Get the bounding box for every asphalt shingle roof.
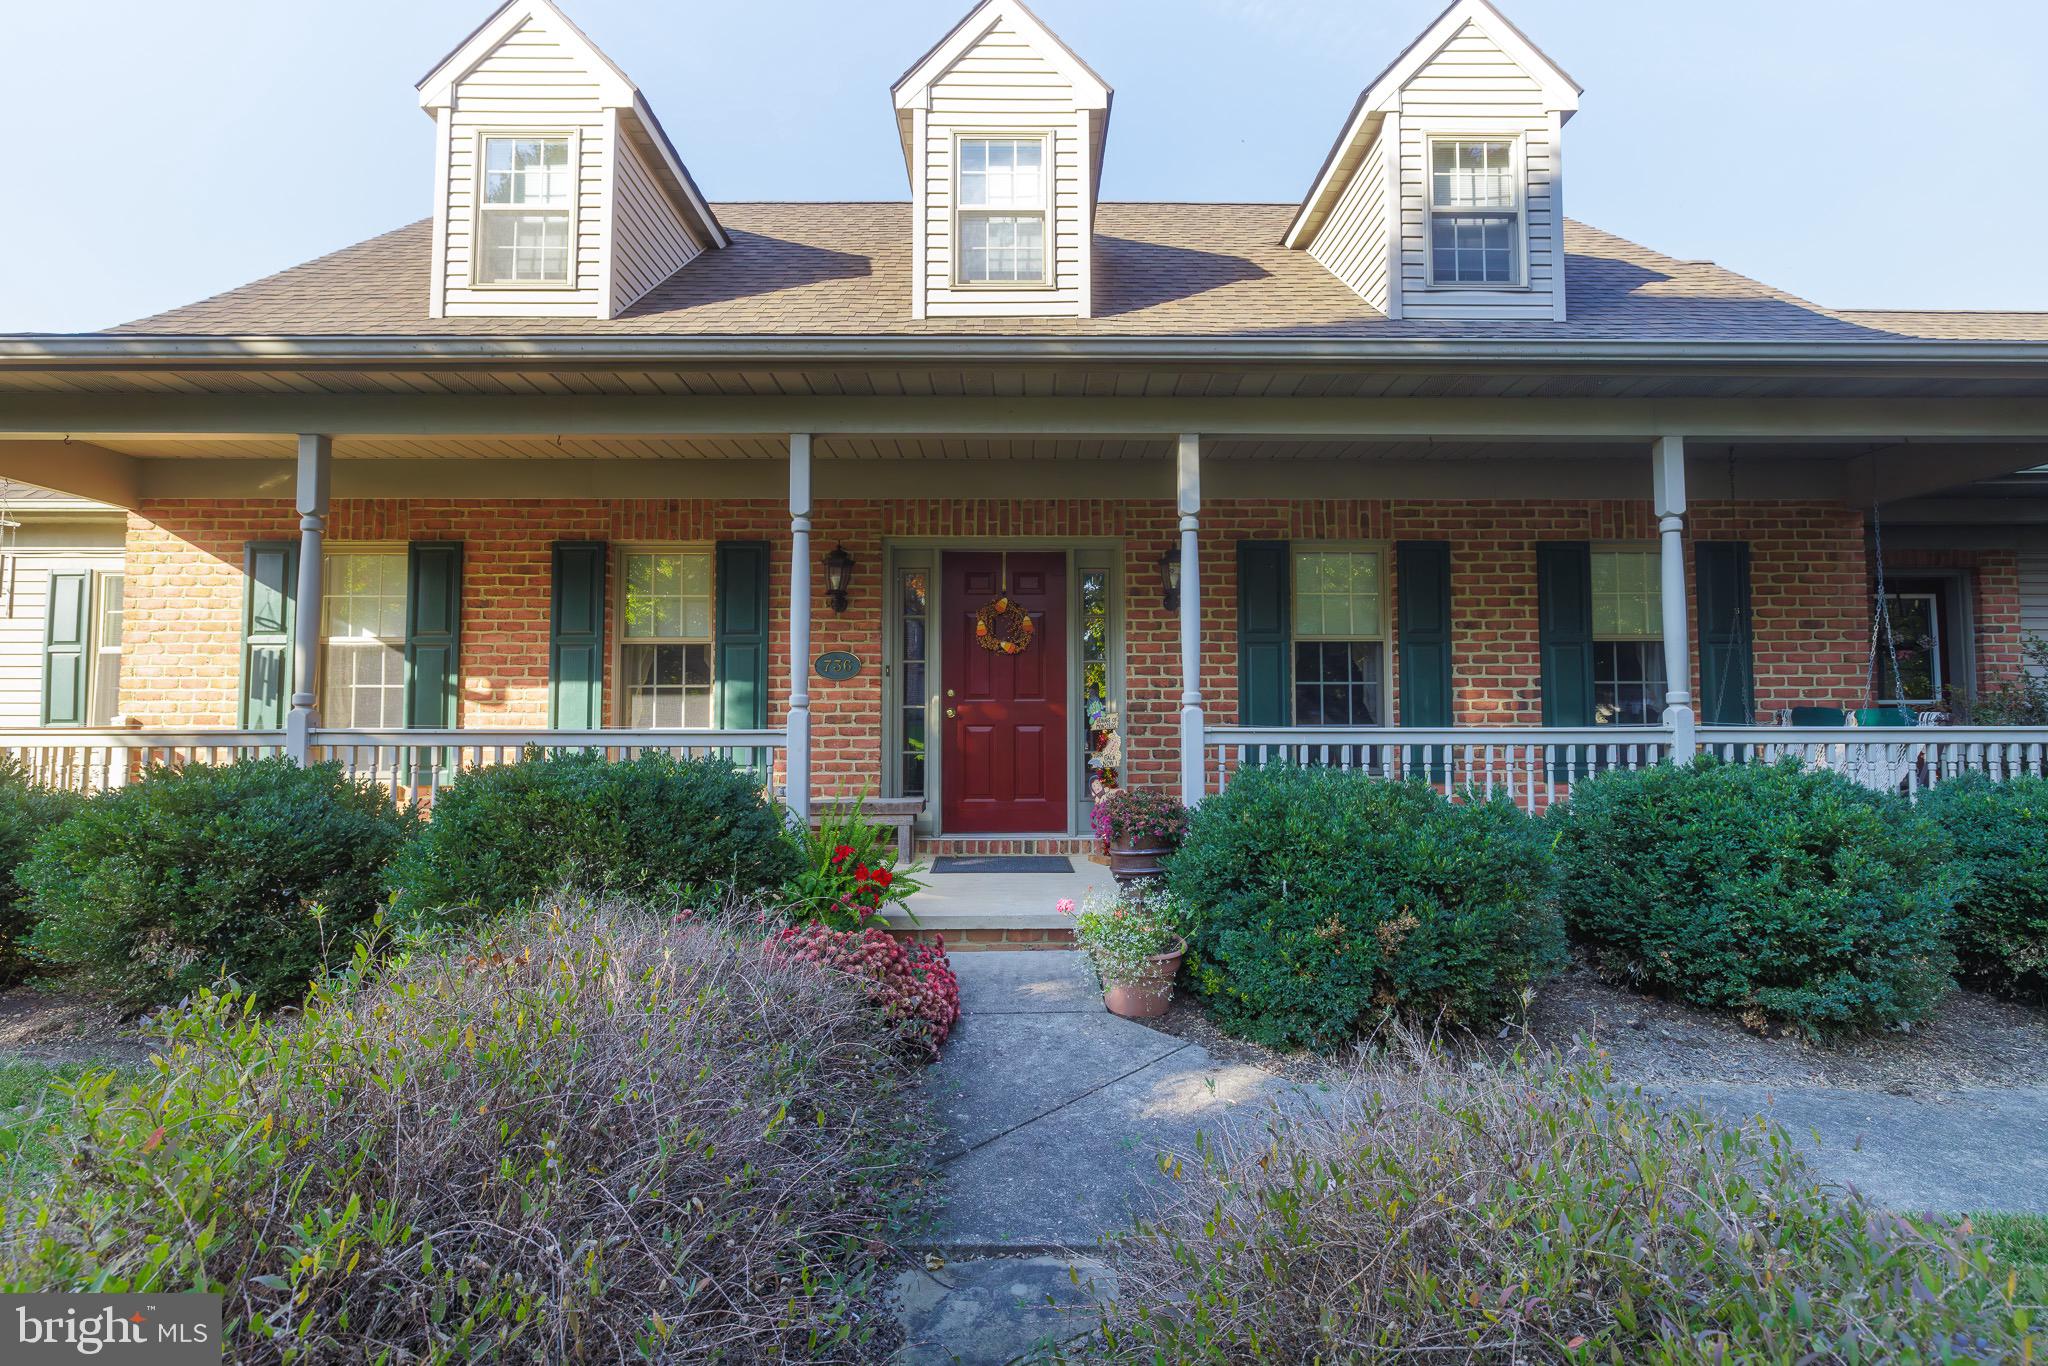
[109,203,2048,344]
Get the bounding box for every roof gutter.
[2,335,2047,374]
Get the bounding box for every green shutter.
[239,541,298,729]
[405,542,462,729]
[714,541,769,730]
[1537,542,1595,780]
[41,571,90,727]
[1236,541,1291,726]
[549,541,606,729]
[1397,541,1452,779]
[1697,541,1755,726]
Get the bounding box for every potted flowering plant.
[1090,786,1189,884]
[1057,885,1189,1020]
[782,800,926,930]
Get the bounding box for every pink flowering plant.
[762,923,961,1059]
[1058,885,1191,986]
[1090,786,1189,850]
[782,799,926,931]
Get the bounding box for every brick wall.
[125,495,1877,804]
[127,499,788,730]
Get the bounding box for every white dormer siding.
[894,0,1111,320]
[1287,0,1578,323]
[435,15,610,317]
[609,119,705,313]
[418,0,724,320]
[1307,125,1395,314]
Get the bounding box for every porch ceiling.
[9,432,2042,510]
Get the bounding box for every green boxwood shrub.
[388,750,798,919]
[1550,757,1959,1032]
[0,760,83,986]
[1166,766,1562,1048]
[1917,772,2048,1001]
[19,758,411,1008]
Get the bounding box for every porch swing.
[1781,498,1928,792]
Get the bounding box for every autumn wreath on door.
[975,594,1036,655]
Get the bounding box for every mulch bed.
[0,985,153,1068]
[1148,949,2048,1097]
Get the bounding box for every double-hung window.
[321,551,409,728]
[1291,548,1388,726]
[621,550,714,728]
[1591,548,1666,725]
[1428,138,1520,286]
[956,136,1046,285]
[89,572,123,726]
[476,135,574,285]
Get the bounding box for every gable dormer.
[1287,0,1578,322]
[892,0,1111,320]
[417,0,726,320]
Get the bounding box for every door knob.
[945,708,958,719]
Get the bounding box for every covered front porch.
[5,362,2048,836]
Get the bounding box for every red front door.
[941,551,1068,834]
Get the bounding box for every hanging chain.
[1866,500,1910,710]
[1709,450,1754,723]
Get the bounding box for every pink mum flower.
[1055,898,1077,917]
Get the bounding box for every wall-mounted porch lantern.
[1158,544,1181,612]
[823,544,856,614]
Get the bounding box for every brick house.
[4,0,2048,851]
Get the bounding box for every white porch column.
[1652,434,1696,762]
[786,434,813,822]
[1177,432,1204,805]
[284,433,330,764]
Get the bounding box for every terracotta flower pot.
[1101,938,1186,1020]
[1108,842,1171,885]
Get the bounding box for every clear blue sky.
[8,0,2045,332]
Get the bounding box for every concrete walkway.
[888,952,2048,1363]
[1679,1083,2048,1215]
[920,949,1304,1251]
[890,950,1307,1365]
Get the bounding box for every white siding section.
[1306,125,1392,313]
[609,134,703,312]
[2020,552,2048,675]
[920,17,1089,319]
[439,15,610,319]
[1394,21,1559,321]
[0,550,121,729]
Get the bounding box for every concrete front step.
[916,836,1103,857]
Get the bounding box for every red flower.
[873,867,894,888]
[831,844,854,865]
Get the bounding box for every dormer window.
[1427,138,1521,286]
[476,134,575,286]
[956,136,1046,286]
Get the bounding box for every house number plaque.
[813,651,864,681]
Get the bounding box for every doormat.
[929,856,1075,874]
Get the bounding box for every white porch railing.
[1205,722,2048,811]
[0,728,287,792]
[1695,725,2048,796]
[0,727,785,803]
[1204,725,1676,813]
[307,728,785,806]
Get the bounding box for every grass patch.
[0,1060,90,1185]
[1977,1213,2048,1269]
